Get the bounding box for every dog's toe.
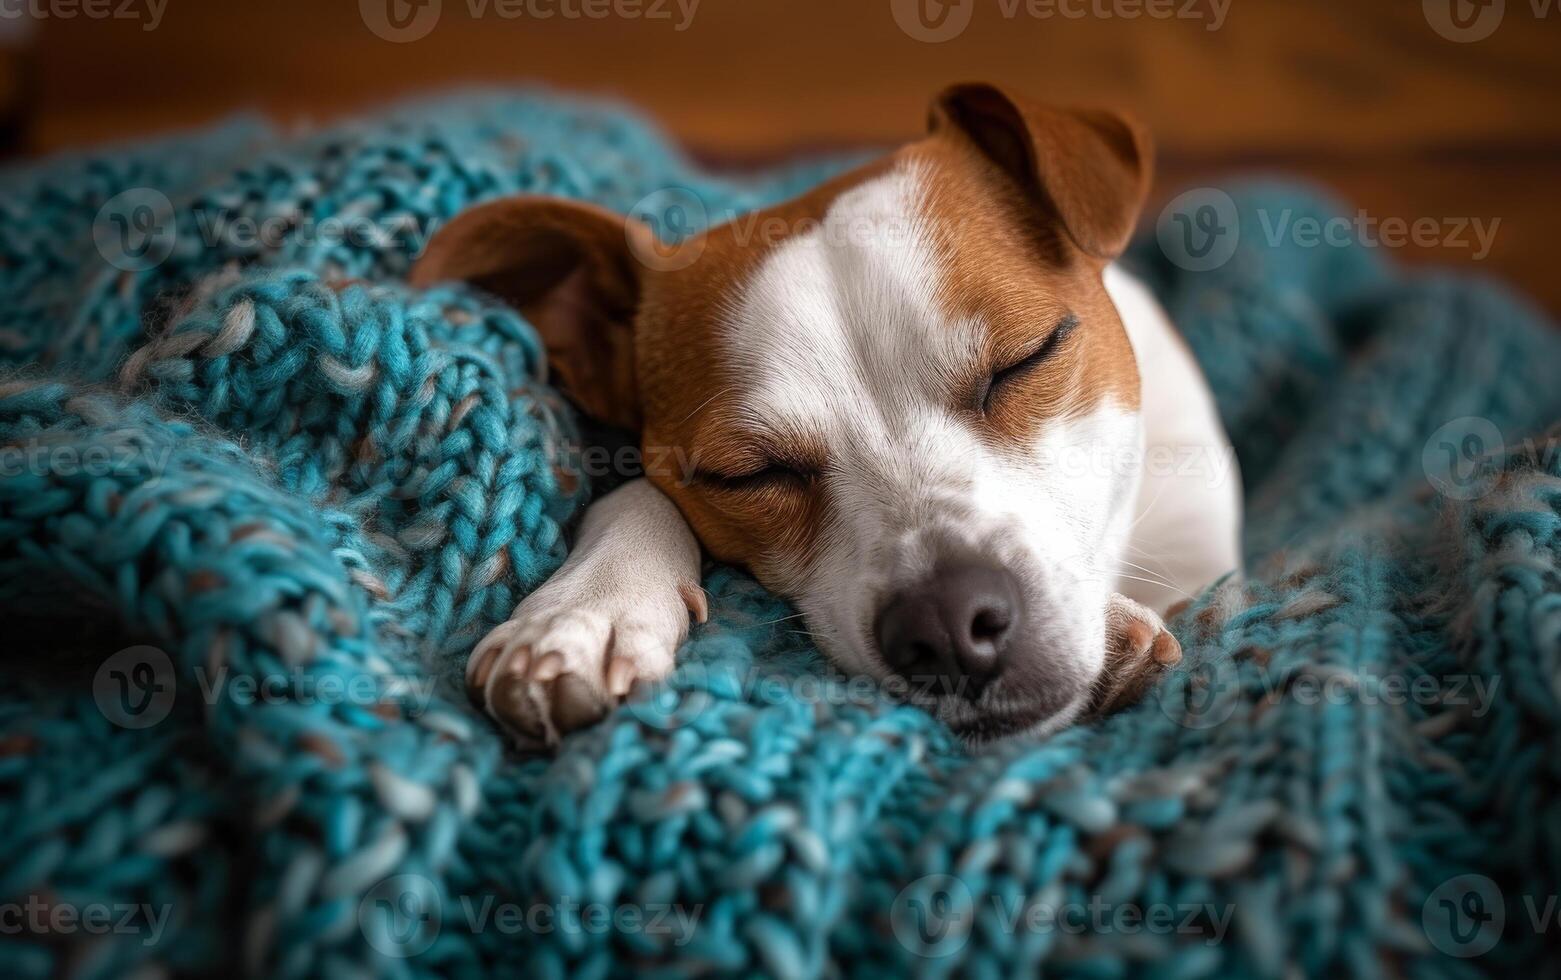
[550,672,612,732]
[1091,594,1182,716]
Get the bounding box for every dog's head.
[414,83,1152,739]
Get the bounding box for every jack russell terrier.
[411,83,1243,747]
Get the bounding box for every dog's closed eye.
[693,462,816,494]
[978,314,1081,414]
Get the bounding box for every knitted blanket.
[2,92,1559,980]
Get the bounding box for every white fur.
[1103,265,1243,611]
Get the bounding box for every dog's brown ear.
[411,196,650,430]
[929,82,1152,261]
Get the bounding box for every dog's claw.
[605,657,639,698]
[530,651,565,682]
[679,582,709,624]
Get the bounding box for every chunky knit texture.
[2,92,1559,979]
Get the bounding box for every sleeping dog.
[411,82,1242,747]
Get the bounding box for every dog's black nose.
[876,561,1022,698]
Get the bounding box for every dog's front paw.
[466,576,707,748]
[1089,593,1183,716]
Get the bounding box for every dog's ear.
[411,196,651,430]
[929,82,1152,261]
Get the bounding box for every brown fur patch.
[909,133,1142,455]
[634,159,896,587]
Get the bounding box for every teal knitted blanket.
[2,91,1559,979]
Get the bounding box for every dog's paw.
[1089,593,1182,716]
[466,575,707,748]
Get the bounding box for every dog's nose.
[875,561,1022,698]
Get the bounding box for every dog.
[410,82,1243,747]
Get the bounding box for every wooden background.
[4,0,1559,311]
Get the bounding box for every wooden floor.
[7,0,1561,313]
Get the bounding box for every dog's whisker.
[1112,572,1194,600]
[1121,544,1176,572]
[1115,558,1177,587]
[678,383,736,425]
[752,611,808,628]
